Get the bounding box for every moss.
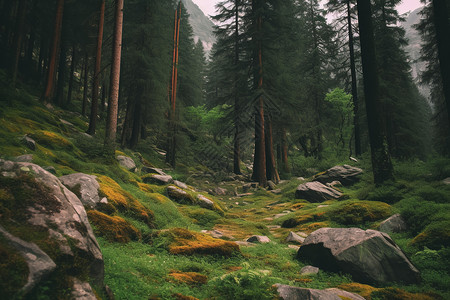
[87,210,141,243]
[161,228,240,257]
[371,288,439,300]
[282,214,316,228]
[329,200,391,225]
[137,182,154,194]
[337,283,378,299]
[97,175,154,226]
[0,237,29,298]
[30,130,73,150]
[172,293,200,300]
[168,271,208,285]
[410,221,450,250]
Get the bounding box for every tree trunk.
[104,0,124,152]
[347,0,361,156]
[356,0,394,184]
[55,34,67,106]
[66,44,76,105]
[42,0,64,103]
[11,0,27,87]
[281,127,290,174]
[432,0,450,134]
[265,114,280,183]
[82,51,89,117]
[233,0,241,175]
[129,94,142,149]
[87,0,105,135]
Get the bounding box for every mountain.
[181,0,216,54]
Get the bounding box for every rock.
[0,161,104,292]
[214,187,227,196]
[270,189,282,194]
[295,182,342,202]
[143,174,173,185]
[288,245,300,250]
[247,235,271,243]
[197,194,214,210]
[275,284,365,300]
[379,214,407,233]
[267,180,276,190]
[286,232,305,244]
[174,180,188,190]
[314,165,363,186]
[71,278,97,300]
[300,265,319,275]
[0,225,57,295]
[21,135,36,151]
[296,232,308,238]
[59,173,103,209]
[326,181,342,189]
[234,241,256,247]
[167,186,194,204]
[297,227,420,285]
[442,177,450,185]
[297,177,306,181]
[317,205,329,208]
[116,155,137,172]
[141,166,167,176]
[43,166,57,175]
[201,230,234,240]
[16,154,33,162]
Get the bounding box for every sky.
[191,0,424,20]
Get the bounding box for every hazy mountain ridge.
[181,0,216,54]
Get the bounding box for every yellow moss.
[97,176,154,226]
[163,228,240,257]
[410,223,450,250]
[172,293,199,300]
[87,210,141,243]
[137,182,154,194]
[168,271,208,285]
[330,200,392,225]
[115,150,126,157]
[294,278,313,283]
[299,222,330,232]
[337,283,378,299]
[31,130,72,149]
[0,116,42,133]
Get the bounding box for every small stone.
[174,180,188,190]
[21,135,36,151]
[270,189,282,194]
[197,194,214,210]
[247,235,271,243]
[143,174,173,185]
[234,241,255,247]
[286,232,305,244]
[288,245,300,250]
[442,178,450,185]
[267,180,276,190]
[317,205,329,208]
[300,265,319,275]
[116,155,137,172]
[214,187,227,196]
[141,166,167,176]
[16,154,33,162]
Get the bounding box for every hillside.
[181,0,216,53]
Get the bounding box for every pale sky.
[191,0,423,21]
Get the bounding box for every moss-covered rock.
[87,210,141,243]
[168,271,208,285]
[30,130,73,150]
[160,228,240,257]
[329,200,392,225]
[0,237,29,298]
[410,220,450,250]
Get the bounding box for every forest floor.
[1,76,449,299]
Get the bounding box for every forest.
[0,0,449,299]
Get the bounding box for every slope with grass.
[0,78,449,299]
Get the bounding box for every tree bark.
[104,0,124,152]
[356,0,394,184]
[87,0,105,135]
[66,44,76,105]
[347,0,361,156]
[432,0,450,134]
[233,0,241,175]
[265,114,280,183]
[82,51,89,117]
[55,33,67,106]
[281,127,290,174]
[42,0,64,103]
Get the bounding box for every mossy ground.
[1,83,449,299]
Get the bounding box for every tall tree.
[11,0,28,87]
[356,0,394,184]
[42,0,65,103]
[87,0,106,135]
[105,0,124,152]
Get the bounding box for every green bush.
[367,181,405,204]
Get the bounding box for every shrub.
[367,181,405,204]
[411,220,450,250]
[87,210,141,243]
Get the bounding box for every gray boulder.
[297,227,420,285]
[379,214,407,233]
[247,235,271,243]
[174,180,188,190]
[141,166,167,176]
[314,165,363,186]
[71,278,97,300]
[214,187,227,196]
[59,173,103,209]
[143,174,173,185]
[0,225,56,295]
[286,232,305,244]
[0,160,104,295]
[116,155,137,172]
[275,284,365,300]
[295,182,342,202]
[21,135,36,151]
[300,265,319,275]
[167,186,194,204]
[16,154,33,162]
[197,194,215,210]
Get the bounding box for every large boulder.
[116,155,137,172]
[196,194,214,210]
[275,284,365,300]
[295,182,342,202]
[59,173,104,208]
[379,214,407,233]
[0,160,104,297]
[314,165,363,186]
[141,166,167,176]
[167,186,194,204]
[297,228,420,285]
[143,174,173,185]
